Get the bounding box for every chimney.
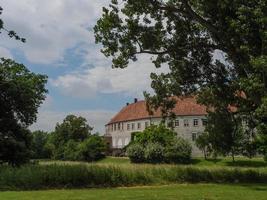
[134,98,138,103]
[126,102,129,106]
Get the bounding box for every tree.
[31,131,51,159]
[95,0,267,156]
[53,115,93,144]
[0,59,47,166]
[50,115,93,160]
[0,6,25,42]
[133,124,176,146]
[77,135,106,162]
[0,7,43,166]
[195,132,211,160]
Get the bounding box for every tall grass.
[0,164,267,190]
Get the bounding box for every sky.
[0,0,169,133]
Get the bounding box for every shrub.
[127,125,192,164]
[77,135,106,162]
[144,143,164,163]
[126,143,145,163]
[164,137,192,164]
[63,140,80,161]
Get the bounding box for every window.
[175,120,179,127]
[131,123,135,130]
[193,119,199,126]
[127,124,130,130]
[145,122,149,128]
[192,132,197,141]
[202,119,207,126]
[167,121,173,127]
[114,124,116,131]
[184,119,189,127]
[118,123,121,130]
[137,122,141,129]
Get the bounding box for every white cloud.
[0,0,109,64]
[51,55,170,98]
[31,94,115,133]
[0,47,13,59]
[30,109,116,134]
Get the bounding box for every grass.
[39,156,267,168]
[1,163,267,190]
[1,184,267,200]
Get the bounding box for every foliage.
[144,142,164,163]
[0,126,32,166]
[53,115,93,144]
[0,164,267,190]
[126,143,145,163]
[195,132,211,159]
[133,124,176,146]
[164,137,192,164]
[127,125,191,163]
[63,140,80,161]
[0,6,25,42]
[0,59,47,166]
[95,0,267,158]
[31,131,52,159]
[49,115,93,160]
[77,135,106,162]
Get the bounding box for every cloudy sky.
[0,0,168,133]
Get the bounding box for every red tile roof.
[107,97,207,125]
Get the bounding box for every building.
[105,97,207,156]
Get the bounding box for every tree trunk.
[231,151,235,162]
[204,149,207,160]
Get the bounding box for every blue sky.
[0,0,168,133]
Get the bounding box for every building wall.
[105,115,207,156]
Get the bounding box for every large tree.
[0,59,47,165]
[49,115,93,160]
[95,0,267,156]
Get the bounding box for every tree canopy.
[95,0,267,156]
[0,59,47,165]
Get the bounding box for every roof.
[107,97,207,125]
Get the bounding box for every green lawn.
[1,184,267,200]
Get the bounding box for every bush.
[164,137,192,164]
[63,140,80,161]
[126,143,145,163]
[77,135,106,162]
[127,125,192,164]
[144,143,164,163]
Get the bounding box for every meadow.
[1,184,267,200]
[0,157,267,191]
[40,156,267,168]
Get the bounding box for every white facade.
[105,115,207,156]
